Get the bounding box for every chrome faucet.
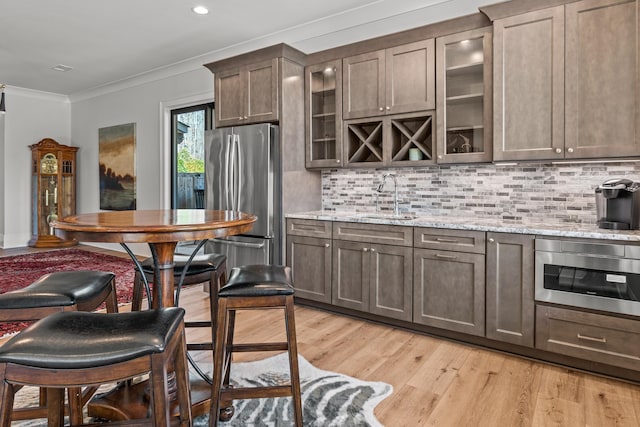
[376,173,399,216]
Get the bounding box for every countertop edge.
[285,211,640,242]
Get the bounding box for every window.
[170,103,214,208]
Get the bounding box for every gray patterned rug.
[10,354,392,426]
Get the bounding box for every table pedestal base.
[88,377,211,421]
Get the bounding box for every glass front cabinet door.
[436,27,493,164]
[305,60,343,168]
[29,138,78,248]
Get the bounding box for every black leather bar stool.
[0,308,191,426]
[132,253,227,353]
[209,264,303,427]
[0,270,118,423]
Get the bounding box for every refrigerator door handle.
[225,133,233,210]
[210,238,266,249]
[229,133,238,211]
[234,133,242,212]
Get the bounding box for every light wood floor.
[2,245,640,426]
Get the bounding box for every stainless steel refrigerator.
[204,123,282,269]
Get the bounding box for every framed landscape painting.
[99,123,137,210]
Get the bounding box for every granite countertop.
[286,210,640,242]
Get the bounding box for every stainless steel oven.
[535,238,640,316]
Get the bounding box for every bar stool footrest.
[184,321,213,328]
[230,342,289,352]
[186,343,214,351]
[221,385,293,401]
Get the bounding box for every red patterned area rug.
[0,248,136,338]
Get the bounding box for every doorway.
[170,103,214,209]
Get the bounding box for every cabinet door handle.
[386,106,390,110]
[435,237,459,243]
[363,248,369,252]
[370,248,376,252]
[435,253,457,259]
[555,148,562,154]
[488,238,495,243]
[336,159,341,163]
[577,333,607,344]
[379,107,384,112]
[567,147,574,153]
[325,243,330,248]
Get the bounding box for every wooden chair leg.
[285,296,303,427]
[46,388,64,427]
[105,278,119,314]
[149,352,171,425]
[131,272,144,312]
[174,329,192,426]
[222,309,236,388]
[67,387,84,424]
[209,297,229,427]
[0,365,14,427]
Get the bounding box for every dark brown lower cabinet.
[536,304,640,372]
[413,247,485,336]
[485,232,535,347]
[287,234,332,303]
[332,239,413,321]
[286,219,333,303]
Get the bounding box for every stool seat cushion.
[0,308,185,369]
[0,271,115,309]
[140,253,226,276]
[219,265,294,298]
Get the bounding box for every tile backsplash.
[321,161,640,224]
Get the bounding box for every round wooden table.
[52,209,256,421]
[53,209,256,308]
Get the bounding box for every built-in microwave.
[535,238,640,317]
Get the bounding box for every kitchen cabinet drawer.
[536,305,640,371]
[333,221,412,246]
[286,219,332,239]
[414,227,485,254]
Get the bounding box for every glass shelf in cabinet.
[447,125,484,132]
[446,93,483,105]
[311,88,336,97]
[311,112,336,119]
[445,62,483,77]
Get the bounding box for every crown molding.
[7,86,69,103]
[69,0,484,103]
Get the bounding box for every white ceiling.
[0,0,489,96]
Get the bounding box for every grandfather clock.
[28,138,79,247]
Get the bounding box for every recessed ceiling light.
[192,6,209,15]
[52,64,73,72]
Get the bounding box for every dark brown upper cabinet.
[205,44,307,129]
[342,39,435,120]
[436,27,493,164]
[214,58,279,128]
[305,60,343,168]
[492,0,640,161]
[492,6,565,161]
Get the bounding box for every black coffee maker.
[595,178,640,230]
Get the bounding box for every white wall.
[69,68,213,254]
[1,87,70,248]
